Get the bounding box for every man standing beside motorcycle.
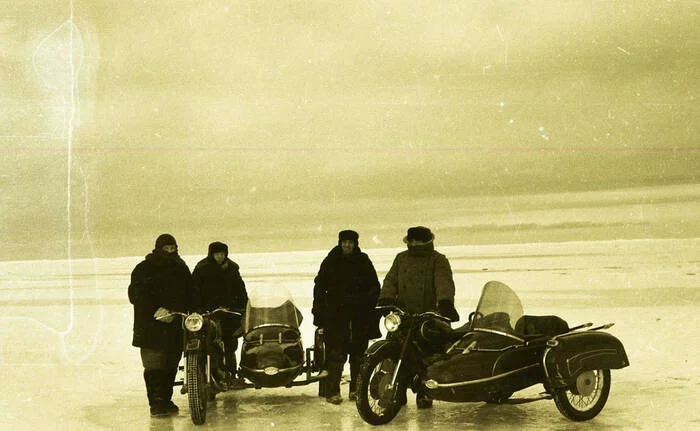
[313,230,382,405]
[191,241,248,388]
[128,233,193,417]
[377,226,460,409]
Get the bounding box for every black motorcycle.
[158,307,241,425]
[355,280,629,425]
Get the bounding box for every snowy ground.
[1,238,698,430]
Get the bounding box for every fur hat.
[338,230,359,244]
[403,226,434,244]
[155,233,177,250]
[208,241,228,256]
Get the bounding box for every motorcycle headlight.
[384,312,402,332]
[184,313,204,332]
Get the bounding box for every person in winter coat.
[377,226,460,409]
[128,233,193,417]
[191,241,248,387]
[312,230,381,404]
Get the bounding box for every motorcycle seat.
[514,315,569,339]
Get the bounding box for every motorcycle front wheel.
[186,351,208,425]
[553,369,611,421]
[356,351,406,425]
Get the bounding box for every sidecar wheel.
[553,369,611,421]
[186,352,208,425]
[356,351,405,425]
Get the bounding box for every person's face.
[212,252,226,264]
[162,245,177,254]
[406,239,427,248]
[340,240,355,255]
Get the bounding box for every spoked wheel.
[553,369,611,421]
[186,351,208,425]
[356,352,405,425]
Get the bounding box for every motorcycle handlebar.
[207,308,243,317]
[375,306,452,323]
[155,308,243,321]
[155,311,188,321]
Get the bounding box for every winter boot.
[326,394,343,405]
[324,361,343,399]
[147,369,177,416]
[150,402,170,417]
[143,369,158,407]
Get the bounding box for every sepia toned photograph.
[1,1,698,429]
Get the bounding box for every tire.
[186,351,208,425]
[355,350,406,425]
[553,369,611,421]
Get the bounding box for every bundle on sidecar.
[422,280,629,420]
[238,285,327,388]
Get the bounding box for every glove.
[154,307,174,323]
[438,300,460,322]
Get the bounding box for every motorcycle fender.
[185,338,201,351]
[544,331,629,389]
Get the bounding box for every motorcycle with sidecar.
[161,286,326,425]
[355,280,629,425]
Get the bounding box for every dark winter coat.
[379,243,456,314]
[128,250,193,350]
[192,258,247,311]
[192,254,248,334]
[313,245,382,340]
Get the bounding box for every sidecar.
[423,281,628,421]
[238,285,326,388]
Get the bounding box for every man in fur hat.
[377,226,460,408]
[128,233,193,417]
[191,241,248,387]
[313,230,381,404]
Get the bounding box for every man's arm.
[128,263,152,304]
[378,255,400,304]
[434,254,459,321]
[312,260,329,327]
[362,255,381,306]
[433,254,456,302]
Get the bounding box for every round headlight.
[184,313,204,332]
[384,312,402,332]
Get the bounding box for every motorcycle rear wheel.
[186,351,208,425]
[553,369,611,421]
[356,351,405,425]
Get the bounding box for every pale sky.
[1,1,698,260]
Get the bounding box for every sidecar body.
[423,281,628,403]
[238,285,326,388]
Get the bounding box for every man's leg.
[348,338,369,400]
[323,327,349,404]
[141,348,179,416]
[223,334,238,376]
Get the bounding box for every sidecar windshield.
[245,284,303,331]
[470,281,524,335]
